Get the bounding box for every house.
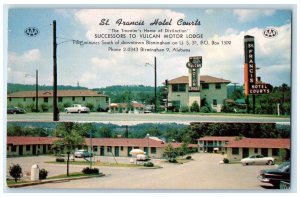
[167,75,230,112]
[7,90,109,112]
[224,138,290,161]
[7,136,198,159]
[198,136,237,153]
[110,101,145,113]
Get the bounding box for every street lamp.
[146,133,150,156]
[145,57,157,113]
[25,69,38,113]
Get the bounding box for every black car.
[7,107,26,114]
[257,161,290,188]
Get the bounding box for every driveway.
[6,153,278,190]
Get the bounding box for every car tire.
[78,110,81,113]
[267,160,274,165]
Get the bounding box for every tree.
[9,164,23,182]
[95,125,112,138]
[163,144,177,161]
[178,142,189,158]
[53,122,85,176]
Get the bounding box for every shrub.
[143,162,154,167]
[186,156,192,160]
[40,103,49,112]
[169,158,178,163]
[190,101,200,112]
[223,158,229,164]
[9,164,23,182]
[85,103,94,111]
[56,157,65,162]
[82,167,99,174]
[26,103,35,112]
[200,106,211,113]
[180,105,189,113]
[39,169,48,180]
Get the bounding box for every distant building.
[167,75,230,112]
[7,90,109,112]
[224,138,290,161]
[110,101,145,113]
[7,136,198,159]
[198,136,236,153]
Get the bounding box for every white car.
[241,154,275,166]
[74,150,93,158]
[65,104,90,113]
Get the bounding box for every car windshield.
[277,162,290,172]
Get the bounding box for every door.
[144,147,149,155]
[33,145,36,155]
[261,148,268,157]
[128,147,132,157]
[115,146,119,157]
[43,145,47,154]
[242,148,249,158]
[19,146,23,156]
[100,146,104,156]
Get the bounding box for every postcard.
[4,5,294,191]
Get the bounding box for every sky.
[6,8,292,88]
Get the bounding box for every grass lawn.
[47,172,100,179]
[161,158,193,164]
[7,179,31,186]
[159,112,290,118]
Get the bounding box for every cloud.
[8,49,41,65]
[233,9,276,22]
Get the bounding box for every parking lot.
[6,153,278,190]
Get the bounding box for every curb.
[7,173,105,188]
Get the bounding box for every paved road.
[7,154,277,190]
[7,112,290,123]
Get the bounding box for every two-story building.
[167,75,231,112]
[7,90,109,112]
[198,136,236,153]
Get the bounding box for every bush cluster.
[9,164,23,182]
[185,156,192,160]
[56,158,65,162]
[143,162,154,167]
[223,158,229,164]
[168,158,178,163]
[82,167,100,174]
[39,169,48,180]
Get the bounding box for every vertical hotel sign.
[244,35,272,95]
[186,56,202,92]
[244,35,256,96]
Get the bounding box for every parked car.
[74,150,93,158]
[241,154,275,165]
[64,104,90,113]
[257,161,290,188]
[7,106,26,114]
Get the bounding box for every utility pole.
[154,57,157,113]
[165,79,168,112]
[53,20,59,121]
[36,69,38,112]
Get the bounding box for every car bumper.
[257,175,270,183]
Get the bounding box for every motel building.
[110,101,145,114]
[7,136,198,159]
[7,90,109,112]
[198,136,290,162]
[167,75,231,112]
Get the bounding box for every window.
[121,146,123,151]
[232,148,239,155]
[172,84,186,92]
[107,146,112,152]
[213,99,217,106]
[272,148,279,156]
[151,147,156,154]
[32,97,35,101]
[254,148,258,154]
[58,97,63,103]
[215,83,221,89]
[202,83,209,89]
[12,145,17,152]
[44,97,48,103]
[23,97,26,101]
[26,145,31,151]
[72,97,75,101]
[82,96,86,101]
[9,98,12,102]
[93,146,98,152]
